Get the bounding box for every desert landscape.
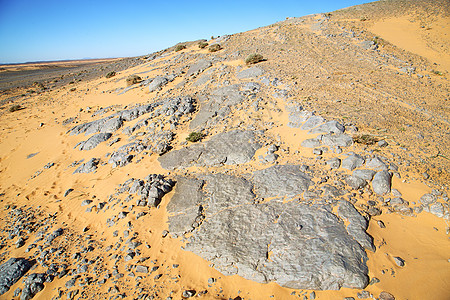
[0,0,449,299]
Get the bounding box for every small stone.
[393,256,405,267]
[182,290,196,298]
[377,220,386,228]
[378,140,388,147]
[379,291,395,300]
[310,291,316,299]
[369,277,380,285]
[64,189,74,197]
[313,148,323,155]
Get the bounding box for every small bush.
[106,71,116,78]
[353,134,378,145]
[174,44,186,52]
[186,132,204,143]
[208,44,221,52]
[198,41,208,49]
[9,104,22,112]
[245,53,264,65]
[126,75,142,87]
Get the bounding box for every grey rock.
[169,172,370,290]
[313,148,323,155]
[342,155,365,171]
[242,82,261,93]
[252,165,311,198]
[237,67,264,79]
[345,175,367,190]
[46,228,63,244]
[338,200,375,251]
[424,202,447,218]
[73,158,99,174]
[366,157,388,170]
[288,111,313,127]
[393,256,405,267]
[182,290,196,298]
[81,200,93,206]
[99,118,123,133]
[359,40,378,50]
[0,258,32,295]
[309,120,345,134]
[135,266,148,273]
[108,152,133,168]
[301,116,325,130]
[77,133,112,151]
[353,169,376,181]
[419,193,437,205]
[147,76,168,92]
[166,177,203,236]
[186,59,212,76]
[372,171,392,195]
[378,140,388,147]
[321,133,353,147]
[159,130,260,169]
[301,138,321,148]
[193,74,212,86]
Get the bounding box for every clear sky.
[0,0,371,64]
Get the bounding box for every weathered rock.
[423,202,448,219]
[309,120,345,134]
[366,157,388,170]
[301,116,325,130]
[252,165,311,198]
[345,175,367,190]
[353,169,376,181]
[419,193,437,205]
[337,200,375,251]
[342,154,365,171]
[321,133,353,147]
[77,133,112,151]
[147,76,168,92]
[167,177,205,236]
[0,258,32,295]
[73,158,99,174]
[372,171,392,195]
[326,157,341,169]
[237,67,264,79]
[301,138,321,148]
[379,291,395,300]
[186,60,212,76]
[393,256,405,267]
[169,172,370,290]
[159,130,261,169]
[99,118,123,133]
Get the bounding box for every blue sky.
[0,0,371,64]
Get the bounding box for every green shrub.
[126,75,142,86]
[245,53,264,65]
[208,44,221,52]
[9,104,22,112]
[174,44,186,52]
[106,71,116,78]
[186,132,204,142]
[198,41,208,49]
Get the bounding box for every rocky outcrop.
[167,166,373,290]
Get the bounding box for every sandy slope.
[0,0,449,299]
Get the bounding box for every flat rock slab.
[237,67,264,79]
[186,59,212,77]
[252,165,311,198]
[159,130,261,169]
[167,168,371,290]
